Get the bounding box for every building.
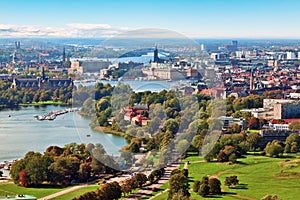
[286,51,296,60]
[70,60,111,73]
[219,116,246,132]
[12,67,73,90]
[274,101,300,119]
[263,99,295,109]
[259,129,296,148]
[142,65,184,80]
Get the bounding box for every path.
[123,163,180,200]
[37,180,97,200]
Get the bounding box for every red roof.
[284,119,300,123]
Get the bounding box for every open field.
[153,153,300,200]
[0,182,70,198]
[51,184,100,200]
[1,154,300,200]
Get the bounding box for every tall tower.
[153,46,159,63]
[250,68,254,90]
[62,47,66,63]
[232,40,238,51]
[41,66,45,80]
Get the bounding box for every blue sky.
[1,0,300,38]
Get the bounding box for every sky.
[1,0,300,39]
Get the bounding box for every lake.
[0,105,127,162]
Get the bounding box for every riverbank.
[92,126,132,143]
[0,101,71,110]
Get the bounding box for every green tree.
[168,171,190,200]
[265,140,284,157]
[198,183,210,197]
[208,178,222,194]
[289,122,300,131]
[129,142,140,153]
[284,133,300,153]
[133,173,148,187]
[193,180,201,192]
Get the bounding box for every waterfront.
[0,105,127,162]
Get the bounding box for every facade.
[12,67,73,90]
[274,101,300,119]
[142,65,184,80]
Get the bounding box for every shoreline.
[0,102,71,110]
[91,125,132,143]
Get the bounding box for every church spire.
[154,45,159,63]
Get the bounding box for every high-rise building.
[62,47,66,63]
[232,40,238,51]
[200,44,205,51]
[286,51,296,60]
[15,41,20,50]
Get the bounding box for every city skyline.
[1,0,300,39]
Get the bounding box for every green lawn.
[0,182,70,198]
[52,185,100,200]
[219,155,300,200]
[29,100,66,105]
[247,129,260,134]
[153,154,300,200]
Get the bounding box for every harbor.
[33,107,80,121]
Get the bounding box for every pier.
[34,108,80,121]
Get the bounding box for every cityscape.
[0,1,300,200]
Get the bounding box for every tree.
[193,180,201,192]
[18,169,29,187]
[25,154,48,186]
[99,181,122,200]
[163,119,179,135]
[208,178,222,194]
[168,170,190,200]
[289,122,300,131]
[129,142,140,153]
[198,182,210,197]
[265,140,284,157]
[246,132,262,151]
[120,151,133,166]
[133,173,148,187]
[78,163,91,182]
[284,133,300,153]
[121,178,136,196]
[225,176,239,187]
[248,117,260,129]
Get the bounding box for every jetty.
[34,108,80,121]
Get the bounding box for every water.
[0,105,127,162]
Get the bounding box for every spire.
[154,45,159,63]
[41,66,45,80]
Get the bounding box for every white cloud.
[67,23,111,30]
[0,23,127,38]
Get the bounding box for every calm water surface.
[0,105,127,162]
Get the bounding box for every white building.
[286,51,296,60]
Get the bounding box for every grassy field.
[25,100,67,106]
[0,182,70,198]
[52,185,100,200]
[153,153,300,200]
[2,154,300,200]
